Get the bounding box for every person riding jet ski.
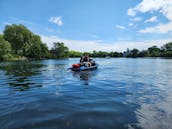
[80,53,94,67]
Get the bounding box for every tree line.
[67,43,172,58]
[90,43,172,58]
[0,24,69,60]
[0,24,172,61]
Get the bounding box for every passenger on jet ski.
[80,53,92,67]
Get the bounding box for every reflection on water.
[0,58,172,129]
[72,70,97,85]
[0,61,44,91]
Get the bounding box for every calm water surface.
[0,58,172,129]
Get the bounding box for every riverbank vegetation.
[0,24,172,61]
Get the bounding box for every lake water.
[0,58,172,129]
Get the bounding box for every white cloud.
[116,25,126,29]
[127,8,136,16]
[127,0,172,20]
[127,0,172,34]
[130,17,142,22]
[145,16,158,23]
[128,23,134,27]
[41,35,104,52]
[41,35,172,52]
[139,22,172,33]
[49,16,63,26]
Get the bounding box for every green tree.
[91,51,109,57]
[148,45,161,57]
[131,48,139,57]
[109,51,122,57]
[138,50,149,57]
[27,41,49,59]
[40,43,50,58]
[126,48,139,57]
[162,42,172,51]
[50,42,69,58]
[27,42,42,59]
[91,51,98,57]
[0,35,12,60]
[161,42,172,57]
[69,50,82,57]
[3,24,34,55]
[3,24,50,59]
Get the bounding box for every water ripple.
[0,58,172,129]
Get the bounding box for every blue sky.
[1,0,172,51]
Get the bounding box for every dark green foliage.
[3,24,34,55]
[147,45,161,57]
[26,35,50,59]
[123,43,172,57]
[161,42,172,57]
[2,24,50,59]
[69,50,82,57]
[90,51,121,57]
[40,43,50,58]
[162,42,172,51]
[110,52,123,57]
[126,48,139,57]
[137,50,149,57]
[50,42,69,58]
[27,42,44,59]
[96,51,108,57]
[0,35,12,60]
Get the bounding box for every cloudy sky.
[0,0,172,52]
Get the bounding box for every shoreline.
[1,56,172,62]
